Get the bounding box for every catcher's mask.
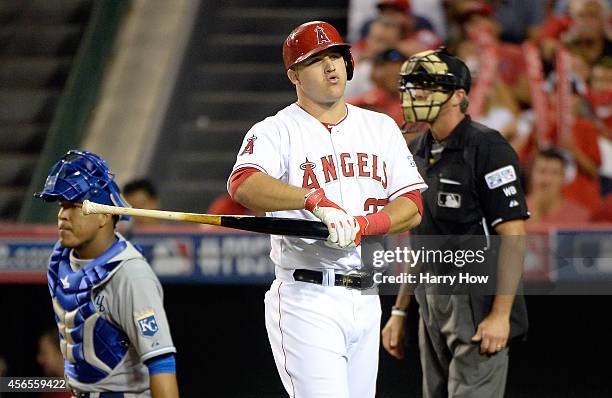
[399,49,471,123]
[34,150,130,221]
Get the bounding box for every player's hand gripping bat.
[82,200,329,240]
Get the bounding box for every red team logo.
[239,135,257,156]
[315,26,331,45]
[300,158,318,189]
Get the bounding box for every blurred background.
[0,0,611,396]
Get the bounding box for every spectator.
[358,0,440,44]
[123,178,161,226]
[589,62,612,195]
[493,0,546,43]
[347,48,407,126]
[550,72,603,212]
[597,129,612,196]
[37,328,71,398]
[520,55,603,212]
[564,0,612,67]
[411,0,447,41]
[455,40,520,140]
[589,62,612,126]
[347,16,407,97]
[527,149,590,225]
[451,1,531,105]
[348,2,441,98]
[373,0,441,52]
[541,0,612,67]
[590,194,612,222]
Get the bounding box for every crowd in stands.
[203,0,610,227]
[346,0,612,227]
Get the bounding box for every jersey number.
[364,198,388,215]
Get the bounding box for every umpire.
[382,49,529,397]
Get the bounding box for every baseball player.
[35,150,179,398]
[382,49,529,397]
[227,21,427,397]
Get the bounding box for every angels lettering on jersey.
[300,153,388,190]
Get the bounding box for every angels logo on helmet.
[283,21,355,80]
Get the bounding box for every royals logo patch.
[135,310,159,337]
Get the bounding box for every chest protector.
[48,240,129,384]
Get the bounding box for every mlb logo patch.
[438,192,461,208]
[485,165,517,189]
[136,310,159,337]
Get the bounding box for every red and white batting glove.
[354,212,392,246]
[305,188,359,249]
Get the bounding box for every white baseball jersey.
[229,103,427,273]
[230,102,427,398]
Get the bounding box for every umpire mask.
[399,49,471,123]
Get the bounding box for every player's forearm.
[383,196,422,234]
[234,172,310,212]
[492,220,526,318]
[150,373,179,398]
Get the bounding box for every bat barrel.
[221,216,329,240]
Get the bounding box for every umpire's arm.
[471,137,529,354]
[470,219,527,355]
[492,219,526,318]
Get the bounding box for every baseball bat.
[82,200,329,240]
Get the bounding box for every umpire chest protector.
[48,239,129,383]
[409,116,486,236]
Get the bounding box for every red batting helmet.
[283,21,354,80]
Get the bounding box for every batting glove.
[353,212,392,246]
[305,188,358,249]
[353,216,369,246]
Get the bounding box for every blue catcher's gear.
[34,150,130,221]
[48,239,130,383]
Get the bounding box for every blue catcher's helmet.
[34,150,130,221]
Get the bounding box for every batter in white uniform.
[227,21,427,397]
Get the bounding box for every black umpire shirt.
[408,115,529,340]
